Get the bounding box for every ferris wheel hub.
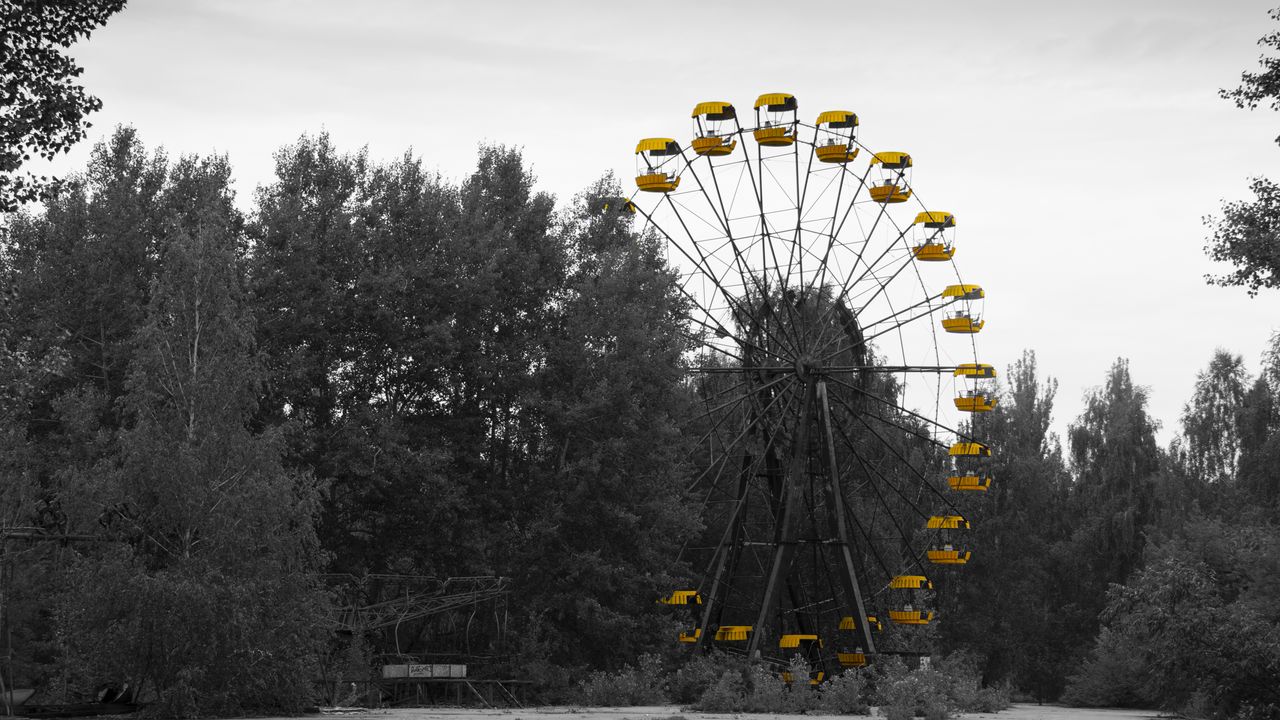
[794,355,821,379]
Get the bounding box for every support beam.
[817,380,877,655]
[746,379,816,659]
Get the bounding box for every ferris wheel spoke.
[809,220,911,354]
[683,373,793,430]
[841,498,895,584]
[683,376,799,493]
[813,293,958,365]
[692,382,803,626]
[809,165,863,312]
[636,201,797,361]
[837,430,934,579]
[661,195,804,359]
[832,393,966,519]
[824,374,976,445]
[745,140,808,353]
[685,152,803,358]
[677,305,785,366]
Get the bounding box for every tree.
[1,0,126,211]
[515,176,698,672]
[1067,359,1161,583]
[56,154,328,716]
[1238,333,1280,505]
[938,351,1073,699]
[1180,350,1248,484]
[1065,518,1280,719]
[1206,8,1280,295]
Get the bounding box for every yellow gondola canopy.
[949,474,993,491]
[955,363,996,378]
[754,92,797,111]
[871,151,912,169]
[950,441,992,457]
[942,283,983,299]
[914,211,955,228]
[927,515,970,530]
[636,138,680,155]
[714,625,752,641]
[816,110,858,128]
[678,628,701,643]
[637,137,680,155]
[658,590,702,605]
[779,634,820,648]
[692,101,736,120]
[890,574,933,590]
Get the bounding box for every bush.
[574,653,668,706]
[670,651,742,704]
[873,657,953,720]
[58,548,328,717]
[693,669,748,712]
[935,652,1012,713]
[692,659,820,714]
[816,668,871,714]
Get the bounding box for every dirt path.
[309,703,1160,720]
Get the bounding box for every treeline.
[0,127,696,714]
[3,127,1280,719]
[939,350,1280,718]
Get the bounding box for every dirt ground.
[310,703,1161,720]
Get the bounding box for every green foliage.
[1205,177,1280,296]
[0,0,125,210]
[872,658,952,720]
[1065,518,1280,719]
[669,651,743,705]
[573,654,668,706]
[1180,350,1248,483]
[816,668,871,714]
[1208,8,1280,295]
[4,133,329,715]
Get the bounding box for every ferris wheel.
[640,93,996,677]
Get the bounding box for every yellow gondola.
[658,590,702,605]
[942,312,984,333]
[679,628,702,643]
[926,515,972,565]
[888,609,935,625]
[954,363,996,379]
[691,101,739,157]
[869,151,912,203]
[779,634,820,648]
[714,625,752,641]
[838,651,868,668]
[890,575,932,590]
[839,615,881,631]
[635,138,682,192]
[955,392,997,412]
[928,546,972,565]
[911,211,955,261]
[942,283,984,300]
[949,441,992,458]
[947,474,993,492]
[753,93,798,146]
[815,110,859,163]
[781,670,825,685]
[927,515,969,530]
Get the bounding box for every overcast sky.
[48,0,1280,445]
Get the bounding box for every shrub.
[670,651,742,705]
[816,668,871,714]
[692,659,822,714]
[692,669,747,712]
[574,653,668,706]
[934,652,1012,713]
[873,657,952,720]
